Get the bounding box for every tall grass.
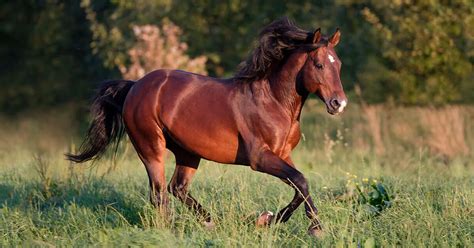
[0,102,473,246]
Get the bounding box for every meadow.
[1,101,473,247]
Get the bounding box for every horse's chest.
[286,121,301,148]
[238,94,301,158]
[259,116,300,156]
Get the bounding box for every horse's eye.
[316,63,324,70]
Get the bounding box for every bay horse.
[67,17,347,236]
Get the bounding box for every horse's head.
[300,29,347,115]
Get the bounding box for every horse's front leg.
[251,150,322,236]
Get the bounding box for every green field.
[1,103,473,247]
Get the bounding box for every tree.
[361,0,473,104]
[0,0,114,113]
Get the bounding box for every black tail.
[66,80,135,163]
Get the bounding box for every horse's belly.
[163,113,240,164]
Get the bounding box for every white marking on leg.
[328,54,335,63]
[338,100,347,112]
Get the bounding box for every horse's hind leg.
[126,124,169,211]
[167,149,214,228]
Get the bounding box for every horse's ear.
[312,28,322,44]
[329,28,341,47]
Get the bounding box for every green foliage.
[361,0,473,104]
[358,180,393,214]
[0,0,116,113]
[74,0,474,105]
[1,0,473,113]
[341,173,394,216]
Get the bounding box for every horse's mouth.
[326,108,340,115]
[326,105,345,115]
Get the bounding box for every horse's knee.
[291,173,309,192]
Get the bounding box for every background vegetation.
[1,0,473,113]
[0,0,473,246]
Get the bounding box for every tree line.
[1,0,472,114]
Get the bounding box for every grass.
[0,103,473,247]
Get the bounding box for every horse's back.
[124,69,242,164]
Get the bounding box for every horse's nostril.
[330,99,340,109]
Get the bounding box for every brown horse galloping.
[67,18,347,236]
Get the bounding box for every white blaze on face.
[338,100,347,113]
[328,54,335,63]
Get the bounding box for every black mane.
[234,17,313,82]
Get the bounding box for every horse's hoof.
[256,211,274,227]
[202,220,216,230]
[308,225,324,238]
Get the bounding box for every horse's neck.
[268,52,308,120]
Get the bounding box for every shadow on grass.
[0,178,148,226]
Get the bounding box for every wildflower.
[363,178,369,183]
[322,186,328,190]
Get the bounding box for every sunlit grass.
[1,150,472,247]
[0,104,473,246]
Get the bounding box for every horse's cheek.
[301,67,319,93]
[304,76,319,93]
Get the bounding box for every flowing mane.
[234,17,313,82]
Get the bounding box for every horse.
[66,17,347,236]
